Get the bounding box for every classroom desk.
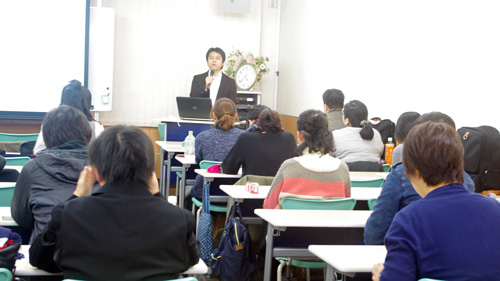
[220,185,271,224]
[0,207,16,226]
[194,169,242,204]
[156,141,184,197]
[4,165,23,173]
[255,209,372,281]
[349,171,388,180]
[175,155,196,208]
[15,245,208,276]
[350,187,382,201]
[308,245,386,280]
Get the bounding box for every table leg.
[264,222,274,281]
[165,152,173,198]
[159,149,166,196]
[179,163,188,208]
[325,265,335,281]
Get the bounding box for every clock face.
[235,64,257,90]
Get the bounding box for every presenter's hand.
[205,76,214,89]
[148,172,160,195]
[74,166,96,197]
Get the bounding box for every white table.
[220,185,271,223]
[4,165,23,173]
[349,171,388,180]
[175,155,196,208]
[155,141,184,197]
[15,245,208,276]
[194,169,242,205]
[255,209,372,281]
[308,245,386,280]
[0,207,17,226]
[350,187,382,201]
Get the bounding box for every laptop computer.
[176,96,213,121]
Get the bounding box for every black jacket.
[30,181,200,281]
[189,71,237,102]
[10,140,89,243]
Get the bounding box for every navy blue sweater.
[382,183,500,280]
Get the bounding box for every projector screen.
[0,0,89,119]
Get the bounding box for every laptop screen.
[176,97,213,120]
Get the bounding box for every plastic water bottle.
[385,137,395,165]
[184,130,196,161]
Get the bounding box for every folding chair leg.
[305,268,310,281]
[195,207,202,234]
[277,259,287,281]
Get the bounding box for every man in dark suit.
[190,47,237,102]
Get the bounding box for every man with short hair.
[30,125,200,281]
[322,88,345,131]
[190,47,237,103]
[11,105,92,243]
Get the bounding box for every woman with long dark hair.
[263,109,351,209]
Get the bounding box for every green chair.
[351,178,384,187]
[382,164,391,172]
[0,268,12,281]
[0,133,39,142]
[191,160,227,232]
[5,156,31,166]
[367,198,377,210]
[0,184,15,207]
[277,197,357,281]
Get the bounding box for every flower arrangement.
[224,50,270,83]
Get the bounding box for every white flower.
[260,64,266,70]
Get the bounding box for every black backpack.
[458,126,500,193]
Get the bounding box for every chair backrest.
[382,164,391,172]
[280,197,356,210]
[0,268,12,281]
[367,198,377,210]
[0,185,15,207]
[0,133,39,142]
[5,156,31,166]
[157,123,166,141]
[199,160,222,169]
[351,178,385,187]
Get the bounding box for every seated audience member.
[372,121,500,281]
[391,111,420,166]
[263,109,351,209]
[332,100,384,171]
[322,88,345,131]
[364,112,475,245]
[189,98,244,200]
[222,109,298,177]
[246,104,270,132]
[34,80,104,154]
[11,105,93,244]
[30,125,200,280]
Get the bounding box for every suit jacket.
[190,71,237,102]
[30,181,200,281]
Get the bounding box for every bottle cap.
[388,137,393,142]
[188,130,193,135]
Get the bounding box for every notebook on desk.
[176,96,214,121]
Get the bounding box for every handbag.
[211,204,258,281]
[196,183,213,263]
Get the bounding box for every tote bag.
[196,183,213,263]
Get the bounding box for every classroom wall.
[276,0,500,130]
[92,0,279,127]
